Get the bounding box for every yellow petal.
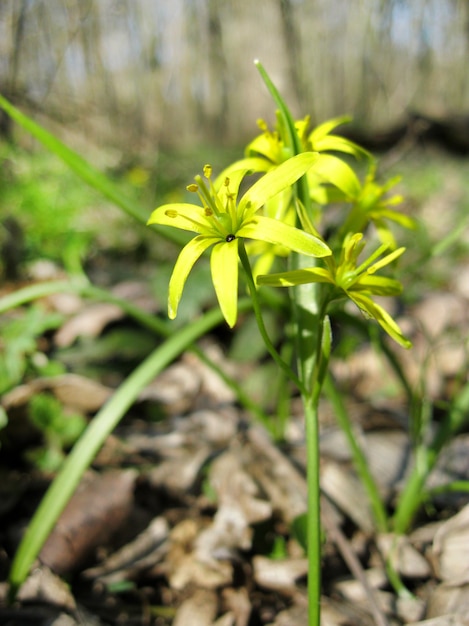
[239,216,331,257]
[348,292,412,349]
[312,154,361,198]
[239,153,320,212]
[147,204,211,234]
[210,239,239,327]
[168,236,218,318]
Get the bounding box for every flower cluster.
[148,114,412,348]
[147,156,331,327]
[257,232,411,348]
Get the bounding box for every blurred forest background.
[2,4,469,624]
[1,0,469,154]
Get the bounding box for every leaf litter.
[1,213,469,625]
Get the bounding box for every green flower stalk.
[147,157,332,328]
[257,232,412,349]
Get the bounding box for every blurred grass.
[1,140,468,302]
[386,150,469,299]
[0,142,242,279]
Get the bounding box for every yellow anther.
[187,183,198,192]
[203,164,212,179]
[165,209,178,218]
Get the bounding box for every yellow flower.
[147,155,332,327]
[257,233,411,348]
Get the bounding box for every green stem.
[255,60,325,625]
[0,278,87,314]
[303,394,321,626]
[393,380,469,534]
[241,232,324,624]
[238,241,307,396]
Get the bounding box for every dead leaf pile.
[1,270,469,626]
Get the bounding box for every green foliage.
[0,144,99,270]
[25,393,87,472]
[0,305,65,395]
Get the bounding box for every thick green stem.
[303,394,322,626]
[255,60,326,625]
[290,271,329,626]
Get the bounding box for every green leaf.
[9,302,253,596]
[257,267,333,287]
[0,93,186,246]
[291,513,308,552]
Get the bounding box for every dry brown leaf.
[244,426,308,522]
[39,470,137,574]
[54,302,125,347]
[412,293,467,339]
[266,603,309,626]
[192,449,271,574]
[221,587,251,626]
[167,519,233,589]
[54,280,156,348]
[15,565,76,610]
[432,504,469,583]
[252,555,308,593]
[83,516,169,583]
[138,361,201,414]
[363,429,411,499]
[212,613,236,626]
[172,588,218,626]
[183,337,238,405]
[320,462,374,533]
[414,611,469,625]
[428,581,469,618]
[147,444,213,495]
[2,373,112,413]
[377,533,431,579]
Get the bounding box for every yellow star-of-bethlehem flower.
[147,155,332,328]
[338,164,416,249]
[213,117,365,280]
[257,232,412,348]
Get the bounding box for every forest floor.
[1,145,469,626]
